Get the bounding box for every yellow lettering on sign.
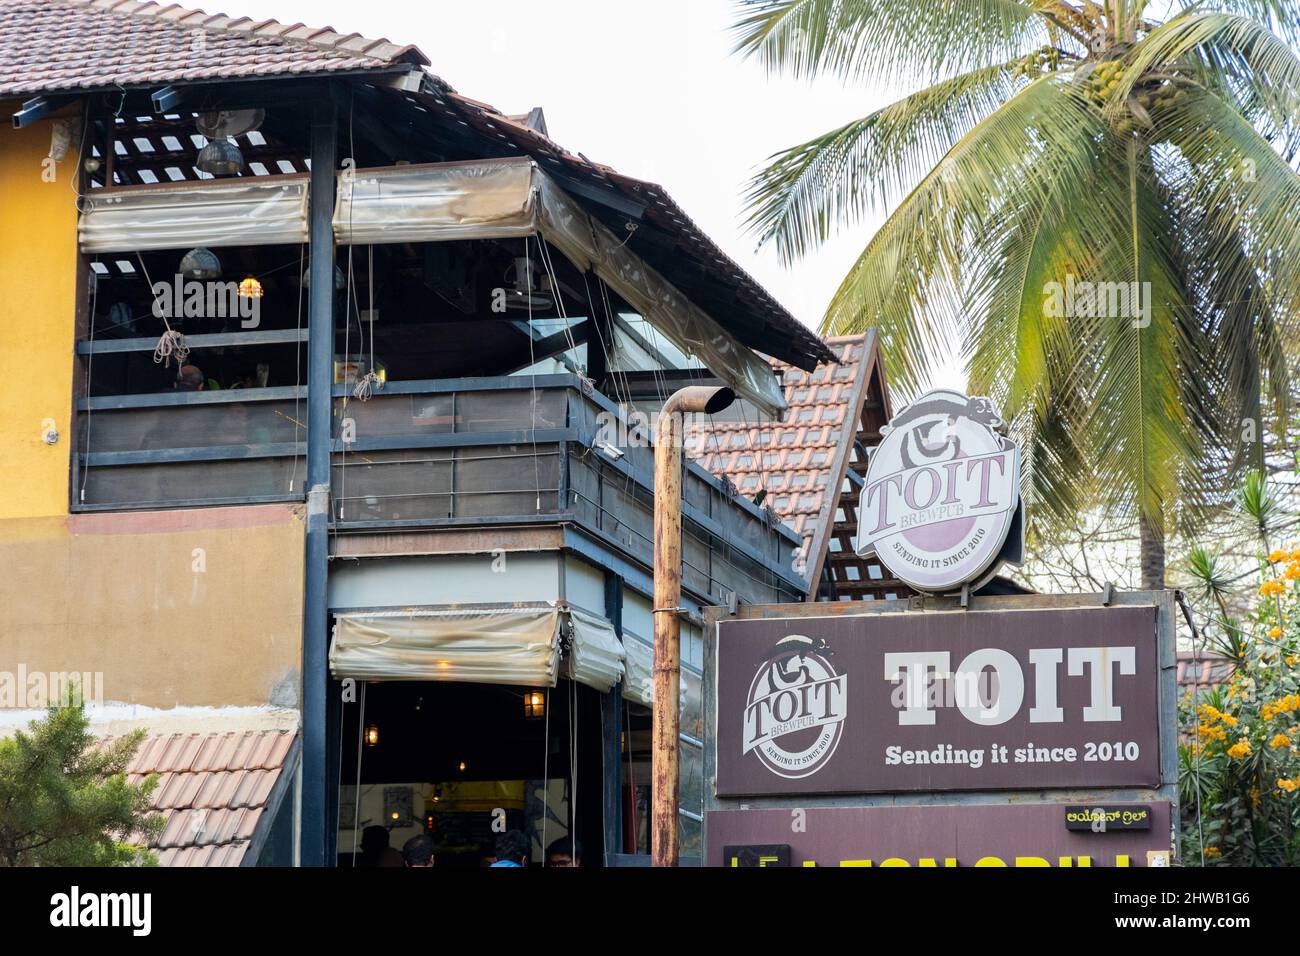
[974,857,1007,867]
[1015,857,1050,867]
[918,858,958,867]
[840,859,872,867]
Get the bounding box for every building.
[0,0,843,865]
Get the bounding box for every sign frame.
[703,590,1180,866]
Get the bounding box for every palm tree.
[733,0,1300,588]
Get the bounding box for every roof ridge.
[73,0,429,66]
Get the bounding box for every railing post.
[300,96,337,867]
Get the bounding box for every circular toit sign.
[742,635,846,779]
[855,390,1020,593]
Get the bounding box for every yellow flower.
[1227,740,1252,760]
[1270,549,1288,562]
[1287,655,1298,667]
[1279,777,1300,793]
[1203,846,1222,858]
[1285,563,1300,580]
[1261,579,1287,596]
[1269,626,1284,638]
[1262,694,1300,721]
[1270,733,1291,749]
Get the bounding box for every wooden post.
[652,385,734,867]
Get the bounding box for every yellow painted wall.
[0,504,306,708]
[0,107,80,519]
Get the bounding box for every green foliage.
[1180,481,1300,865]
[0,699,161,866]
[733,0,1300,574]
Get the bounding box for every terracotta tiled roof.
[1177,651,1236,694]
[112,727,298,866]
[0,0,427,97]
[688,332,898,598]
[0,1,832,373]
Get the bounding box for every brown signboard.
[715,606,1160,796]
[705,802,1173,867]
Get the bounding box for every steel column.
[300,97,337,867]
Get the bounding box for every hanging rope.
[540,683,551,864]
[569,678,579,867]
[288,243,305,494]
[351,680,367,867]
[152,328,189,368]
[135,253,189,370]
[352,244,383,402]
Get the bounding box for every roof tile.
[0,0,427,97]
[110,728,296,866]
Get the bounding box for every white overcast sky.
[237,0,965,388]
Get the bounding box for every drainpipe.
[652,385,734,867]
[300,98,337,867]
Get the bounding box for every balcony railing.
[74,374,805,605]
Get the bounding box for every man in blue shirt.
[489,829,530,867]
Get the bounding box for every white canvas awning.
[563,606,625,693]
[333,159,537,245]
[622,635,654,706]
[79,177,309,253]
[329,605,560,686]
[621,634,701,728]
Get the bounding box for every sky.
[234,0,964,388]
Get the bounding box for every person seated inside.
[173,364,205,392]
[546,836,581,867]
[402,834,436,868]
[358,825,405,867]
[489,829,530,867]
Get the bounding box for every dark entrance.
[334,679,606,867]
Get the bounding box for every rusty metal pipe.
[652,385,734,866]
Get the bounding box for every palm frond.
[822,77,1103,395]
[1115,12,1300,156]
[744,60,1030,262]
[1156,84,1300,337]
[1180,0,1300,44]
[729,0,1055,84]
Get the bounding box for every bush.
[1181,540,1300,865]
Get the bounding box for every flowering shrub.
[1181,544,1300,865]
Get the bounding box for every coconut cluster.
[1082,59,1189,137]
[1013,46,1062,77]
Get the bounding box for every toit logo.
[742,635,846,779]
[856,390,1021,593]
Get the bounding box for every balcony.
[75,374,805,606]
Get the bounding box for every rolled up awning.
[563,606,625,693]
[621,634,701,727]
[333,159,537,245]
[79,177,309,253]
[329,605,560,686]
[622,634,654,706]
